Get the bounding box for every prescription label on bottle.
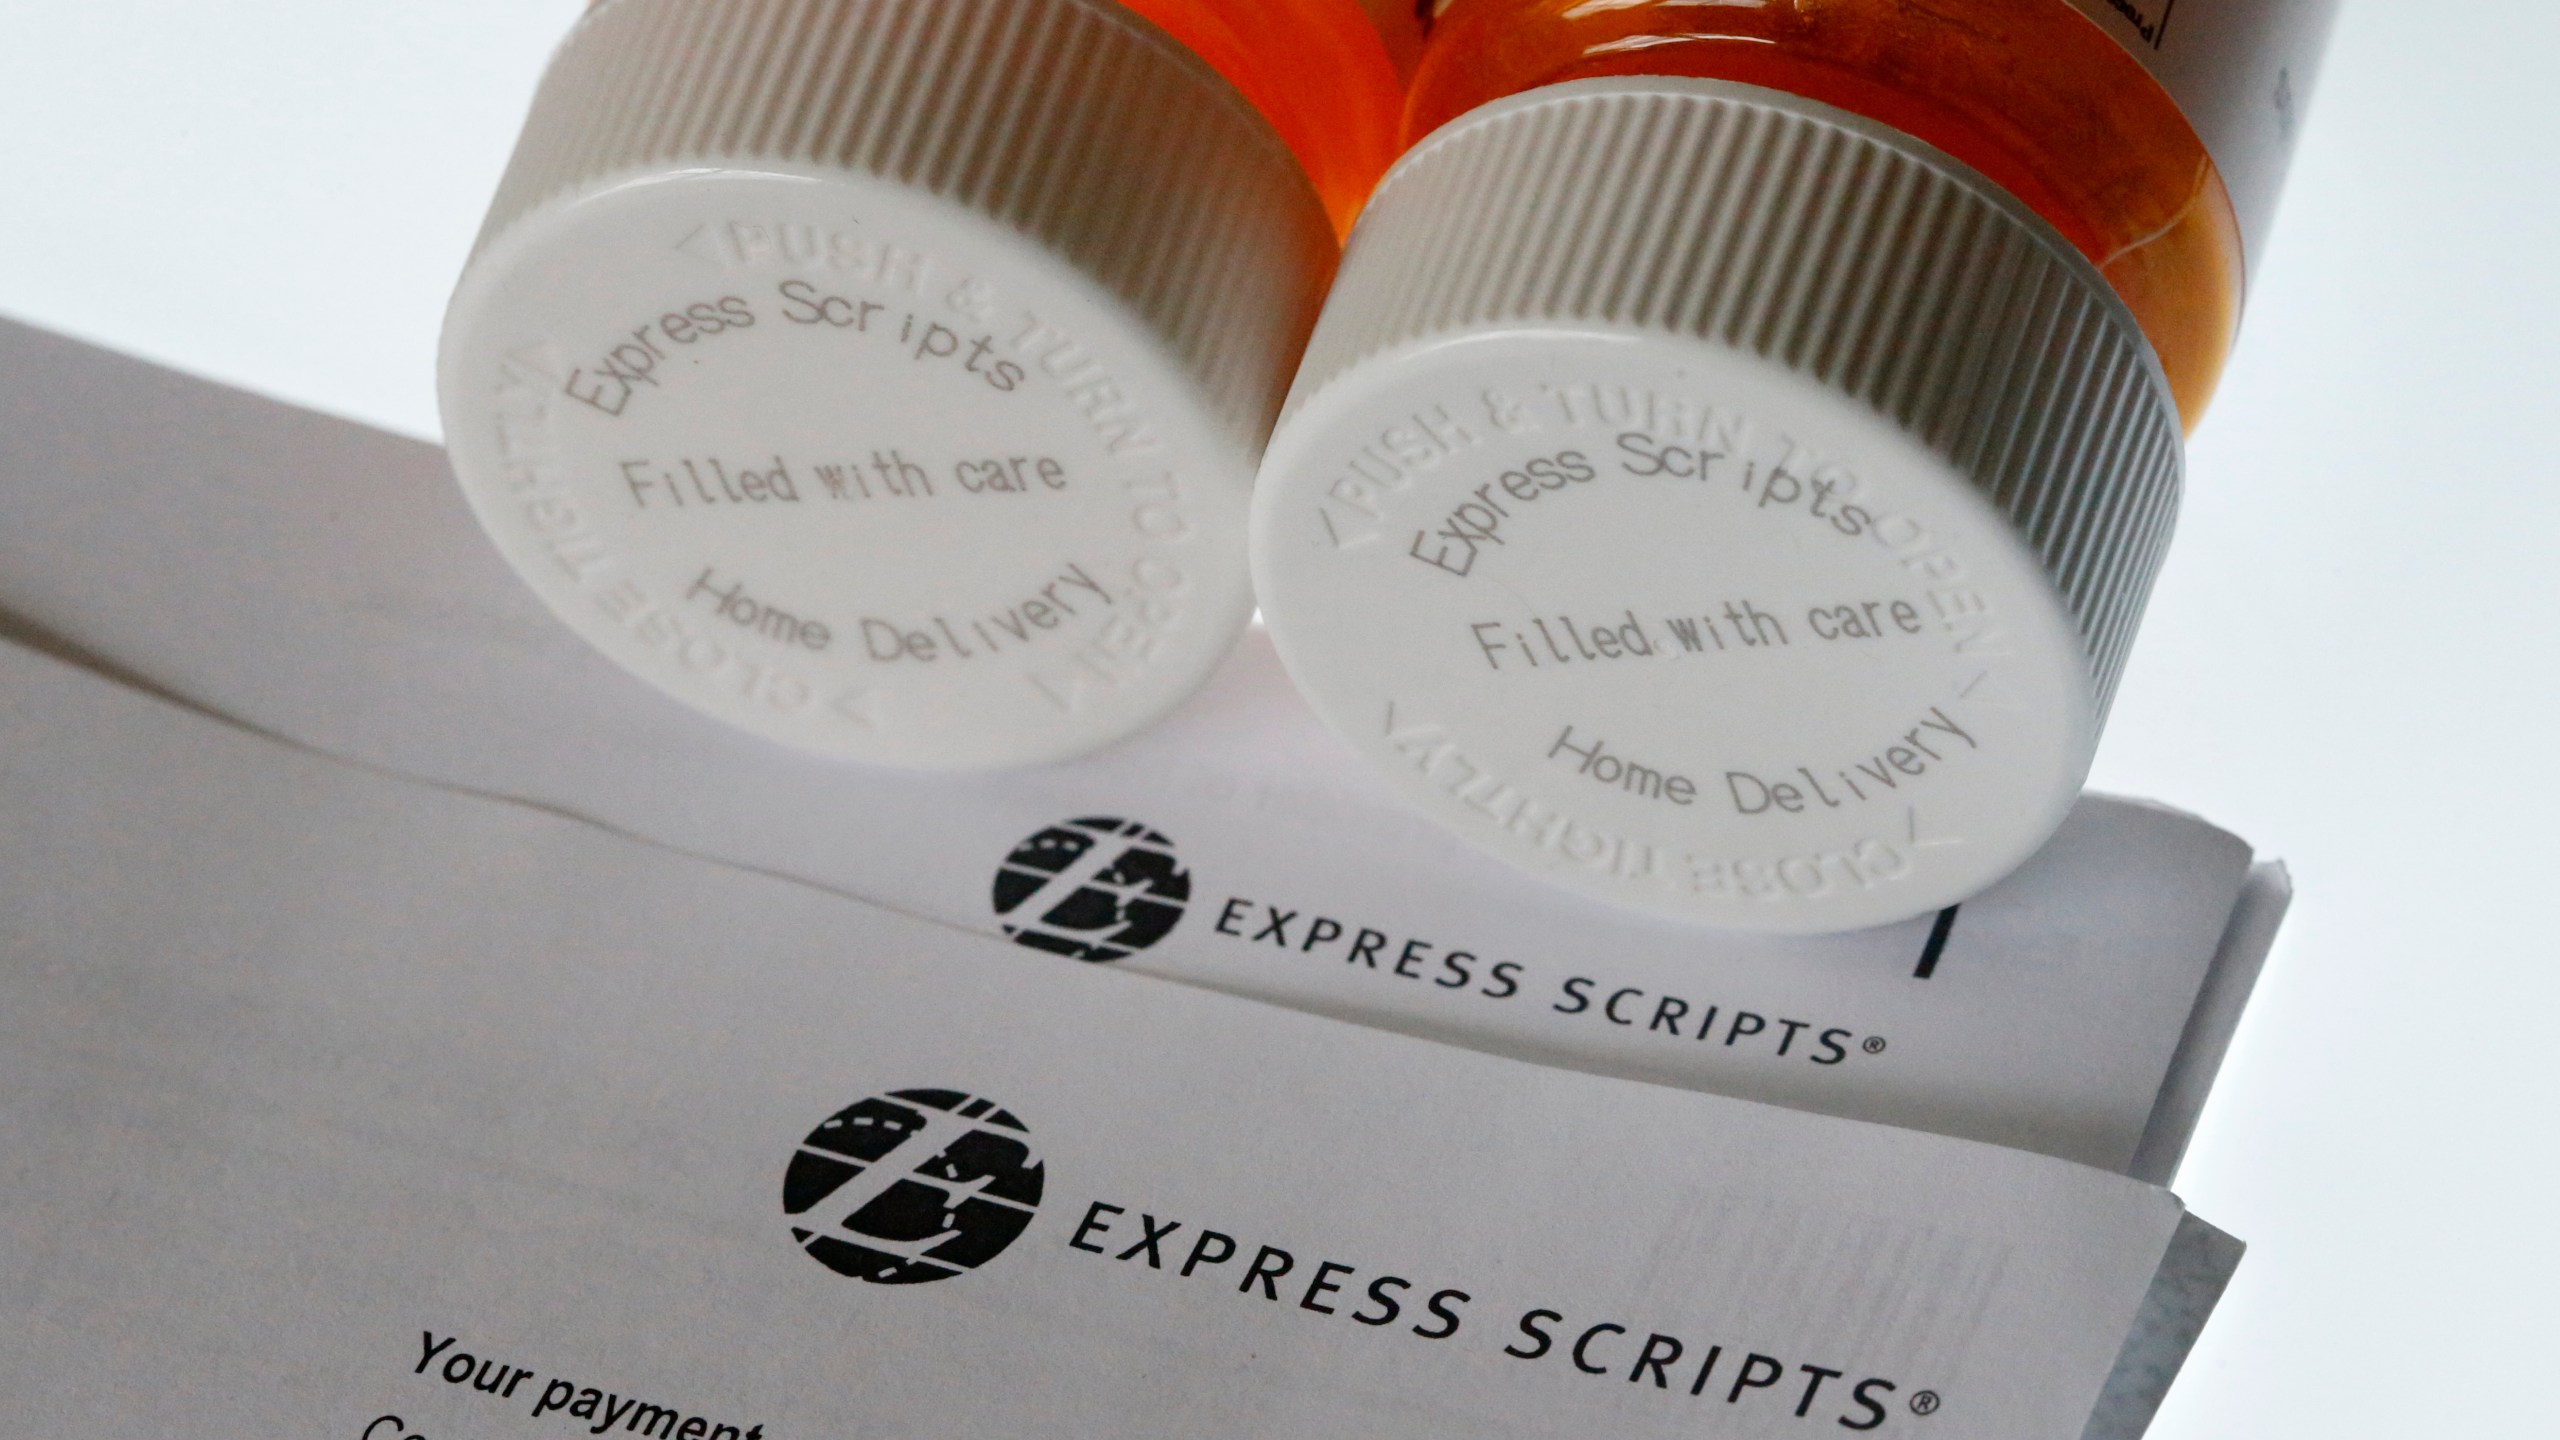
[1252,335,2097,934]
[440,172,1252,770]
[2057,0,2340,260]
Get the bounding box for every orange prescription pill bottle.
[440,0,1406,770]
[1250,0,2336,932]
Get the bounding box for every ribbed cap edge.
[1286,79,2182,714]
[469,0,1336,451]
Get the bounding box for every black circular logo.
[783,1089,1044,1284]
[992,817,1190,961]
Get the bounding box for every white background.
[2,2,2552,1432]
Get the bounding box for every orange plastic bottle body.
[1408,0,2243,425]
[1116,0,1407,236]
[586,0,1404,240]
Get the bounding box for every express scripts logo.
[992,817,1191,961]
[988,815,1906,1069]
[783,1089,1044,1284]
[775,1095,1945,1428]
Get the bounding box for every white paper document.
[0,639,2217,1439]
[0,318,2282,1183]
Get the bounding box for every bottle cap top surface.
[1252,79,2183,932]
[442,0,1332,769]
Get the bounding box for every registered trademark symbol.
[1909,1390,1941,1416]
[1863,1035,1888,1055]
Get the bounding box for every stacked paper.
[0,320,2279,1436]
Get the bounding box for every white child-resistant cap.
[1252,79,2183,933]
[441,0,1332,769]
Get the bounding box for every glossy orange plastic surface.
[587,0,1404,240]
[1116,0,1406,237]
[1410,0,2243,425]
